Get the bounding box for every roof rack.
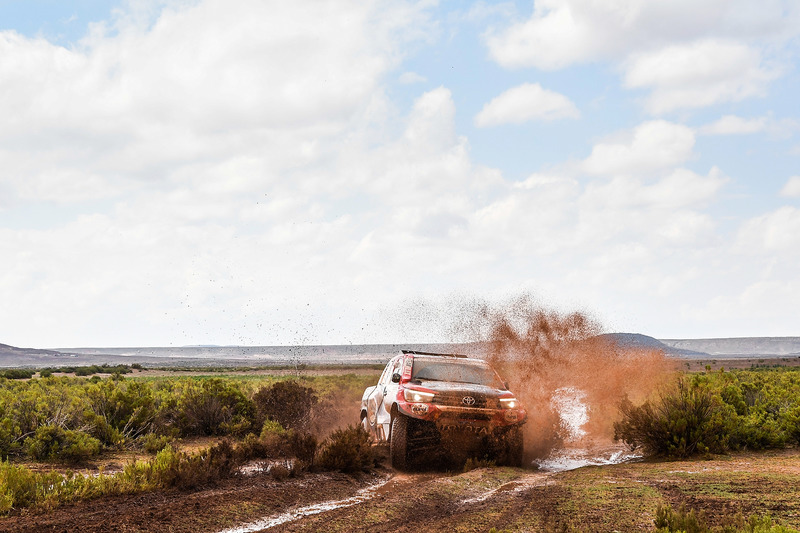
[401,350,468,359]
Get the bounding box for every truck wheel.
[361,412,375,443]
[390,414,409,470]
[506,426,524,467]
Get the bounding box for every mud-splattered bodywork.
[361,350,526,468]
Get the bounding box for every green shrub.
[1,369,34,380]
[253,380,317,431]
[316,424,377,473]
[784,405,800,445]
[177,379,255,436]
[0,461,62,512]
[24,425,101,463]
[141,433,174,454]
[615,377,729,457]
[160,439,240,490]
[655,503,710,533]
[654,504,800,533]
[74,366,100,377]
[235,431,288,463]
[0,419,21,460]
[85,379,157,445]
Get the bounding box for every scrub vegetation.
[0,371,379,515]
[1,365,800,529]
[615,368,800,458]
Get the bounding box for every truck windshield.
[410,358,504,388]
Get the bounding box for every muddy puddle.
[534,445,640,472]
[217,475,393,533]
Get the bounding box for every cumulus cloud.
[624,40,779,113]
[583,120,695,177]
[0,0,430,204]
[485,1,797,113]
[474,83,579,127]
[399,71,427,84]
[737,206,800,252]
[780,176,800,197]
[699,114,768,135]
[486,0,800,70]
[1,0,797,346]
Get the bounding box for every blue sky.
[1,0,799,347]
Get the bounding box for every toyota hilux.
[360,350,526,469]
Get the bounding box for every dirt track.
[3,448,800,532]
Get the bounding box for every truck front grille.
[432,393,498,409]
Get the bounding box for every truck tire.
[361,412,375,443]
[506,426,524,467]
[390,414,409,470]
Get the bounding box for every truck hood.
[414,380,506,397]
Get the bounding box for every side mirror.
[391,372,401,383]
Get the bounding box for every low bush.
[654,504,800,533]
[24,426,101,463]
[655,503,710,533]
[176,379,255,436]
[0,369,33,380]
[236,431,287,462]
[615,377,729,457]
[316,424,377,473]
[616,369,800,458]
[140,433,174,454]
[253,380,317,431]
[270,463,290,481]
[289,431,318,467]
[159,439,240,490]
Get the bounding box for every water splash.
[551,387,588,441]
[535,387,640,472]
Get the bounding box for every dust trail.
[397,293,674,461]
[476,295,673,460]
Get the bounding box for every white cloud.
[485,1,797,114]
[624,40,779,113]
[0,0,431,204]
[575,168,723,248]
[485,0,800,70]
[399,71,427,84]
[683,277,800,333]
[583,120,695,177]
[699,114,768,135]
[737,206,800,252]
[780,176,800,197]
[474,83,579,127]
[582,167,725,210]
[0,0,798,347]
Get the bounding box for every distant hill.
[599,333,708,357]
[0,343,77,368]
[0,343,63,357]
[660,337,800,357]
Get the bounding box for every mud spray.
[396,293,675,467]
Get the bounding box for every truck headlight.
[500,397,519,409]
[404,389,434,403]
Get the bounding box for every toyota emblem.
[461,396,475,406]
